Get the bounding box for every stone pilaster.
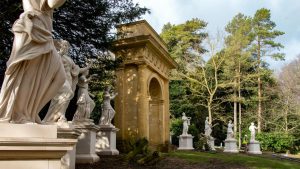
[137,64,149,139]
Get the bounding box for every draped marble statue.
[227,120,234,139]
[72,68,96,122]
[99,86,118,126]
[182,112,191,135]
[249,122,258,141]
[0,0,66,123]
[43,40,80,125]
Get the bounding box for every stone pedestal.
[0,124,77,169]
[224,138,239,153]
[248,140,262,154]
[178,134,194,150]
[96,125,119,155]
[57,123,81,169]
[74,121,100,163]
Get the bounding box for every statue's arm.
[111,93,118,99]
[88,92,95,98]
[47,0,66,9]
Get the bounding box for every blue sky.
[133,0,300,71]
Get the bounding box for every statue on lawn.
[227,120,234,139]
[181,112,191,135]
[249,122,258,141]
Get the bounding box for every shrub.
[256,132,297,153]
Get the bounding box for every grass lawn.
[168,151,300,169]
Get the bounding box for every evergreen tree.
[224,13,254,147]
[251,8,285,132]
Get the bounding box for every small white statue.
[227,120,234,139]
[204,117,212,137]
[249,122,258,141]
[99,86,118,126]
[72,67,96,122]
[182,112,191,135]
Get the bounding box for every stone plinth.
[74,122,100,163]
[0,124,77,169]
[178,134,194,150]
[57,124,81,169]
[248,140,262,154]
[224,138,239,153]
[96,125,119,155]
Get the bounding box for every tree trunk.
[257,37,262,133]
[238,61,242,149]
[208,101,212,124]
[234,71,237,136]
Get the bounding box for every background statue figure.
[182,112,191,135]
[0,0,66,123]
[43,40,80,125]
[249,122,258,141]
[204,117,212,137]
[72,67,96,122]
[227,120,234,139]
[99,86,118,126]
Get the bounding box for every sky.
[132,0,300,71]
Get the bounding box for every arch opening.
[148,77,163,145]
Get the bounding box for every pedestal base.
[178,134,194,150]
[74,123,100,163]
[224,138,239,153]
[58,123,81,169]
[248,140,262,154]
[207,137,215,151]
[96,125,119,155]
[0,124,77,169]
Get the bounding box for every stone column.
[115,67,125,140]
[137,64,149,139]
[164,80,170,144]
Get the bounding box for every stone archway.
[113,20,177,148]
[148,77,163,145]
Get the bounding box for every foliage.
[194,135,212,151]
[256,132,298,153]
[164,9,289,149]
[160,18,207,73]
[123,137,162,166]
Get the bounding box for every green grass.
[167,151,300,169]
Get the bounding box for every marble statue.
[204,117,212,137]
[177,112,194,150]
[72,67,96,122]
[43,40,80,125]
[227,120,234,139]
[182,112,191,135]
[99,86,118,126]
[249,122,258,141]
[224,120,238,153]
[0,0,66,124]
